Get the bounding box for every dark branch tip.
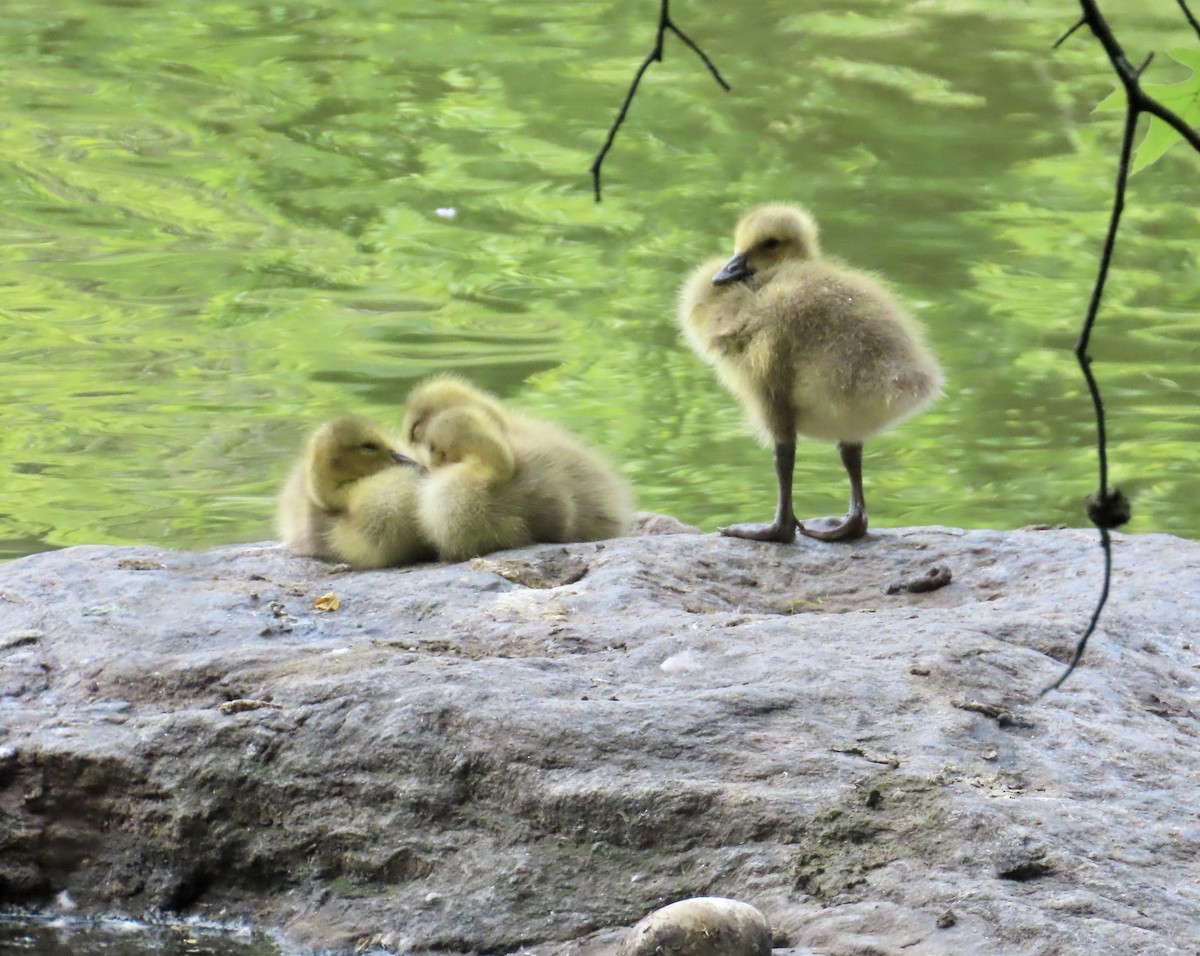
[1086,488,1131,530]
[1053,16,1086,50]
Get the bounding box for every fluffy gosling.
[679,203,943,542]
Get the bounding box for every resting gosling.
[679,203,943,542]
[405,377,633,561]
[402,372,508,448]
[276,415,420,560]
[327,465,436,568]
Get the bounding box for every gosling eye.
[762,237,781,250]
[361,441,382,453]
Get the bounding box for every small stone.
[618,898,771,956]
[886,565,952,595]
[937,909,957,929]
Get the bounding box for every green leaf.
[1096,49,1200,172]
[1135,49,1200,171]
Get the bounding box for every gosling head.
[419,406,515,477]
[309,415,414,488]
[713,204,821,286]
[402,374,506,448]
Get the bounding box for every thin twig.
[590,0,730,202]
[1177,0,1200,40]
[1043,529,1112,693]
[666,21,731,90]
[1041,95,1137,695]
[1077,92,1137,500]
[1044,0,1200,691]
[1054,16,1086,49]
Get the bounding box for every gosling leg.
[720,441,800,544]
[800,441,868,542]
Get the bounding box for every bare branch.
[1044,0,1199,691]
[590,0,730,202]
[1177,0,1200,40]
[1042,95,1138,695]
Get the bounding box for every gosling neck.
[459,432,516,482]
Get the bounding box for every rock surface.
[1,521,1198,956]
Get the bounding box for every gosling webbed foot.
[798,511,868,542]
[718,519,799,544]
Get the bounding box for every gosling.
[404,376,633,561]
[327,465,436,569]
[678,203,943,542]
[276,415,428,565]
[402,372,508,448]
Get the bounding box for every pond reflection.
[0,0,1197,560]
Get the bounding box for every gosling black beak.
[392,451,420,467]
[712,252,754,286]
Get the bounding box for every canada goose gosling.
[277,415,415,557]
[306,416,415,511]
[404,375,634,560]
[421,404,516,478]
[401,373,509,452]
[326,465,435,569]
[414,405,531,561]
[681,203,942,543]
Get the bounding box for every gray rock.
[1,524,1198,956]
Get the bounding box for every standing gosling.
[404,377,633,561]
[679,203,943,542]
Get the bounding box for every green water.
[2,0,1198,561]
